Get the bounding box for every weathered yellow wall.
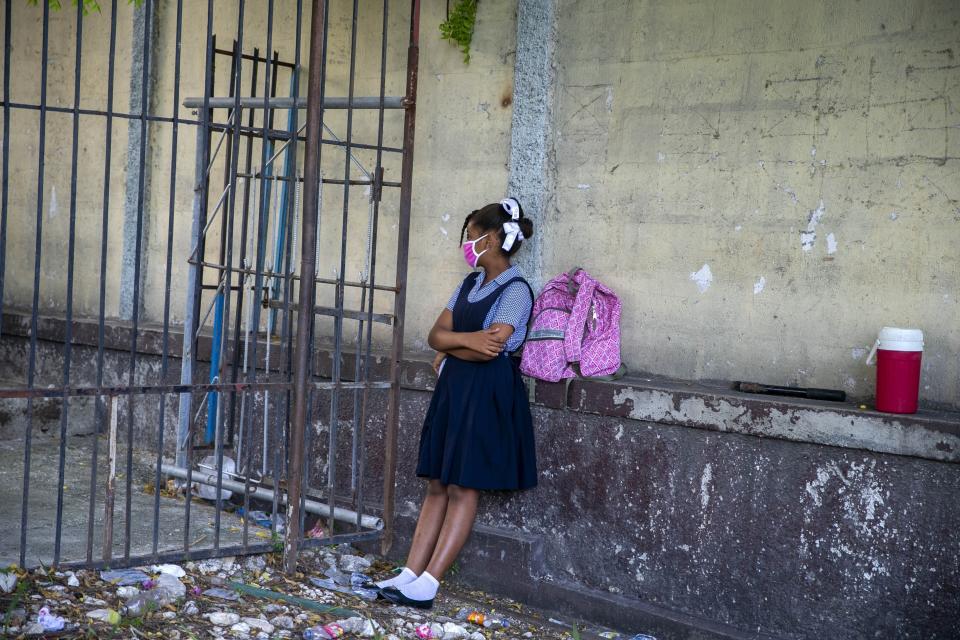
[542,0,959,407]
[3,1,957,408]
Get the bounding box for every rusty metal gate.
[0,0,419,573]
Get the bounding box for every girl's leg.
[405,479,451,573]
[375,479,449,589]
[424,483,479,579]
[384,484,479,604]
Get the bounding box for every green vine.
[27,0,143,16]
[439,0,478,64]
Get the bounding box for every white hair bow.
[500,197,521,220]
[502,221,525,251]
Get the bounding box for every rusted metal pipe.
[285,0,326,575]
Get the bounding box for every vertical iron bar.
[327,0,360,538]
[183,0,217,557]
[382,0,421,555]
[354,0,391,528]
[274,0,303,542]
[0,0,10,338]
[124,0,154,562]
[228,45,260,452]
[285,0,327,574]
[53,0,84,566]
[153,0,184,559]
[103,396,118,562]
[214,0,247,553]
[87,0,118,565]
[239,0,276,548]
[20,0,50,568]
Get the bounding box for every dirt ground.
[1,544,641,640]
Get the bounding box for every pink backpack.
[520,268,624,382]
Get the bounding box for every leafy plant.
[270,530,284,554]
[27,0,143,16]
[439,0,478,64]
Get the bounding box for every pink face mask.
[462,233,489,269]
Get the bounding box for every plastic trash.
[196,455,235,501]
[85,609,121,624]
[203,587,240,601]
[627,635,658,640]
[414,624,433,639]
[455,607,511,628]
[100,568,150,586]
[303,623,345,639]
[120,576,185,617]
[37,607,65,631]
[308,573,378,602]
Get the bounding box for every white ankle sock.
[375,567,418,589]
[397,571,439,601]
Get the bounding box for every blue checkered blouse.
[444,266,533,353]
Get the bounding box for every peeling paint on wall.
[801,200,826,252]
[689,264,713,293]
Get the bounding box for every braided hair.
[459,199,534,257]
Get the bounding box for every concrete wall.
[541,0,960,408]
[3,318,957,639]
[7,1,956,406]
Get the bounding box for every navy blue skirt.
[416,354,538,491]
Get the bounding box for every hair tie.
[499,197,521,221]
[502,221,525,251]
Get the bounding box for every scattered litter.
[414,624,434,639]
[309,571,378,601]
[456,607,510,628]
[206,611,242,626]
[101,568,151,585]
[204,587,241,601]
[181,600,200,616]
[117,585,140,600]
[65,572,80,587]
[339,554,372,573]
[150,563,187,578]
[85,608,121,624]
[0,571,17,593]
[304,622,346,639]
[37,606,66,631]
[307,521,328,538]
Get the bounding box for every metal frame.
[0,0,421,572]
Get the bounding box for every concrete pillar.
[119,2,158,320]
[507,0,557,292]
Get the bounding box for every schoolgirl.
[372,198,538,609]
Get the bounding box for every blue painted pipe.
[205,291,224,445]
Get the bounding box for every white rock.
[162,611,177,619]
[264,604,288,614]
[23,622,45,635]
[244,556,267,573]
[338,554,372,573]
[256,634,269,640]
[82,596,107,606]
[0,572,17,593]
[276,631,292,639]
[65,573,80,588]
[181,601,199,616]
[429,623,444,638]
[243,618,274,634]
[117,586,140,600]
[338,616,382,637]
[207,612,241,626]
[230,621,251,636]
[150,564,186,578]
[469,633,485,640]
[270,615,294,629]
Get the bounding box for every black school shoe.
[380,586,434,609]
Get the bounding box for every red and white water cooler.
[866,327,924,414]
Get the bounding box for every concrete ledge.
[2,310,958,463]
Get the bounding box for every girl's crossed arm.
[428,309,515,361]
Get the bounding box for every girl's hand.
[432,351,447,374]
[462,327,506,358]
